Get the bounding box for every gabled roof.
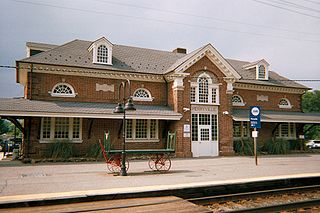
[242,59,270,69]
[18,39,309,89]
[88,37,113,52]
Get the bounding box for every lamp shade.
[114,103,124,113]
[124,97,136,111]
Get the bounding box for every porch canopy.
[0,98,182,120]
[232,109,320,124]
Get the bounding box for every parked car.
[306,140,320,149]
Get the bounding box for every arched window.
[97,45,108,63]
[278,98,292,109]
[232,95,245,106]
[50,83,76,97]
[258,65,266,79]
[198,76,209,103]
[133,88,152,101]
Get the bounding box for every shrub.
[265,138,290,155]
[234,138,254,156]
[47,140,74,159]
[86,143,103,158]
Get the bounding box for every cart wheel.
[148,156,157,170]
[107,156,129,173]
[155,155,171,172]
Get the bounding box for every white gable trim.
[171,44,241,80]
[88,37,113,65]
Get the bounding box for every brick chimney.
[172,48,187,54]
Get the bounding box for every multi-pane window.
[191,114,218,142]
[198,77,209,103]
[279,98,291,108]
[232,95,245,106]
[97,45,108,63]
[211,115,218,141]
[133,88,152,101]
[55,118,69,139]
[41,117,82,142]
[190,74,219,104]
[233,121,250,138]
[42,117,51,139]
[192,114,198,141]
[190,87,196,102]
[136,119,148,139]
[126,119,133,139]
[125,119,158,141]
[275,123,296,138]
[51,83,75,97]
[258,65,266,79]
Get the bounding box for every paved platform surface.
[0,155,319,204]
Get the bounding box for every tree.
[0,119,10,135]
[302,90,320,139]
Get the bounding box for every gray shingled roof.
[0,98,182,120]
[19,39,308,89]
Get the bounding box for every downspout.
[163,76,168,106]
[29,63,33,100]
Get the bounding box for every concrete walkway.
[0,155,319,204]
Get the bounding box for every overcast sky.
[0,0,319,98]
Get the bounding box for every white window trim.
[132,88,153,102]
[232,95,246,106]
[40,117,83,143]
[49,83,77,98]
[125,119,159,142]
[190,73,220,105]
[278,98,293,109]
[275,123,296,139]
[91,41,113,65]
[256,64,269,80]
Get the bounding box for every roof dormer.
[88,37,113,65]
[243,59,270,80]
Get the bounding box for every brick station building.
[0,37,319,158]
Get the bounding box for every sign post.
[250,106,261,166]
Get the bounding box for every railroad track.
[188,184,320,212]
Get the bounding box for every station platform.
[0,155,319,207]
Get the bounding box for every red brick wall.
[28,72,167,105]
[233,89,302,112]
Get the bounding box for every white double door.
[191,113,219,157]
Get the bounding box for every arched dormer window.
[133,88,153,101]
[278,98,292,109]
[88,37,113,65]
[258,65,266,79]
[232,95,245,106]
[190,72,219,104]
[50,83,76,98]
[97,45,108,63]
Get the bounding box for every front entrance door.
[191,113,219,157]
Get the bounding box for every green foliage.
[288,139,306,150]
[265,138,290,155]
[234,138,254,156]
[302,90,320,113]
[47,140,74,159]
[86,143,103,158]
[0,119,10,135]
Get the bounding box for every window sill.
[40,139,83,143]
[125,139,160,143]
[278,105,293,109]
[191,102,220,105]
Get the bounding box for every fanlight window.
[133,88,152,101]
[232,95,245,106]
[279,98,292,109]
[97,45,108,63]
[50,83,76,97]
[190,73,219,104]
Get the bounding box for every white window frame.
[190,73,220,105]
[256,64,269,80]
[97,45,108,64]
[125,119,159,142]
[278,98,292,109]
[49,83,77,98]
[233,121,250,138]
[275,123,296,139]
[232,95,246,106]
[40,117,83,143]
[92,43,112,65]
[132,88,153,102]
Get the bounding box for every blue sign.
[250,106,261,129]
